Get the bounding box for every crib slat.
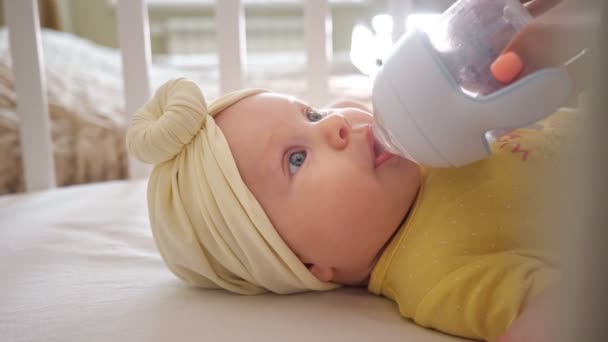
[304,0,331,106]
[5,0,56,192]
[388,0,414,42]
[117,0,152,179]
[216,0,246,94]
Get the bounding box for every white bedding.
[0,180,469,342]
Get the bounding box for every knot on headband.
[127,78,208,165]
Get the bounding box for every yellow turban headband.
[126,78,337,295]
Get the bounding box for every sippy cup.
[428,0,533,97]
[371,0,572,167]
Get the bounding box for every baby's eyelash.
[287,149,307,175]
[305,108,326,122]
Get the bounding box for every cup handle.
[474,66,572,131]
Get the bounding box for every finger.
[498,27,546,80]
[524,0,563,17]
[495,0,595,85]
[491,52,524,84]
[564,49,590,99]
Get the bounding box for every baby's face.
[215,93,420,285]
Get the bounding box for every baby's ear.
[307,264,335,282]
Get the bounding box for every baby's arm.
[408,253,559,342]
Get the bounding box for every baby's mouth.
[368,126,393,168]
[374,138,393,167]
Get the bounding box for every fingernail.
[491,52,524,84]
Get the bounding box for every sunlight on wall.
[350,13,440,76]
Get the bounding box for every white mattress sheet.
[0,180,469,342]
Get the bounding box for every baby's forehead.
[244,92,302,108]
[217,92,299,153]
[233,93,304,122]
[216,92,307,146]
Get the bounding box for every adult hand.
[490,0,598,94]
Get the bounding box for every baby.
[127,78,573,342]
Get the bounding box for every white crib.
[4,0,417,193]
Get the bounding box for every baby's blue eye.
[288,151,306,174]
[306,109,325,122]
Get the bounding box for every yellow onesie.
[368,110,577,341]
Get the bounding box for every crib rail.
[5,0,413,193]
[216,0,246,93]
[305,0,331,105]
[5,0,56,192]
[116,0,153,179]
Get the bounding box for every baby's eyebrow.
[286,96,310,111]
[292,101,307,115]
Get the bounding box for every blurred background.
[0,0,456,99]
[0,0,453,64]
[0,0,459,194]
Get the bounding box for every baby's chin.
[380,154,420,181]
[394,154,420,167]
[331,265,376,287]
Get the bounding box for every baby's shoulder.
[522,108,580,132]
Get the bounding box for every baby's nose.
[321,113,350,150]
